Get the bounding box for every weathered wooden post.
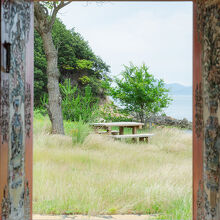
[0,0,34,219]
[193,0,220,219]
[0,0,219,220]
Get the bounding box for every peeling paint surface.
[196,0,220,219]
[1,0,32,219]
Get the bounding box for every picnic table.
[90,122,154,143]
[90,122,144,135]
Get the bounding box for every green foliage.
[110,63,172,122]
[34,32,47,106]
[79,76,91,85]
[70,121,91,144]
[60,79,99,123]
[34,109,47,120]
[34,18,110,107]
[37,94,48,115]
[75,59,93,70]
[34,110,91,144]
[33,96,48,117]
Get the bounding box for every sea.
[164,95,192,122]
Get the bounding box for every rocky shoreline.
[147,115,192,130]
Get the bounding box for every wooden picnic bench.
[90,122,154,143]
[110,133,154,143]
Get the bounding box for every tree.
[34,2,71,134]
[110,63,172,123]
[34,18,110,107]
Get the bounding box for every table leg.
[132,138,137,143]
[94,127,99,134]
[132,126,137,142]
[107,127,112,134]
[145,137,149,143]
[119,127,124,135]
[132,126,137,134]
[139,137,145,142]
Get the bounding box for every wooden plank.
[111,130,119,135]
[110,134,154,139]
[193,1,203,219]
[25,4,34,218]
[91,122,144,127]
[193,1,220,219]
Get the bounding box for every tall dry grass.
[33,115,192,219]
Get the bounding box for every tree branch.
[34,2,50,34]
[48,1,72,32]
[34,2,49,20]
[34,15,40,33]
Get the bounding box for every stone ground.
[33,215,157,220]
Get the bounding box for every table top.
[90,122,144,127]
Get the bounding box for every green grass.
[33,114,192,219]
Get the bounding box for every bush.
[33,111,91,144]
[34,109,46,120]
[110,63,172,123]
[60,79,99,123]
[70,121,91,144]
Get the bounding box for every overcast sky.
[58,2,193,86]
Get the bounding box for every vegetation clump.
[109,63,172,123]
[34,18,110,108]
[60,79,99,123]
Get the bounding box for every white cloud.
[59,2,193,85]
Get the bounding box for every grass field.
[33,114,192,219]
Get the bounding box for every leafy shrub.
[60,79,99,123]
[32,95,49,117]
[35,94,49,116]
[110,63,172,123]
[70,121,91,144]
[34,109,46,120]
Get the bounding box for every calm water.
[164,95,192,122]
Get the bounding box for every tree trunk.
[41,32,64,134]
[139,109,145,124]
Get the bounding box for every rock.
[147,115,192,130]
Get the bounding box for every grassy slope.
[33,114,192,219]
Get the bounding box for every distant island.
[164,83,192,122]
[165,83,192,96]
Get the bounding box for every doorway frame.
[0,0,214,220]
